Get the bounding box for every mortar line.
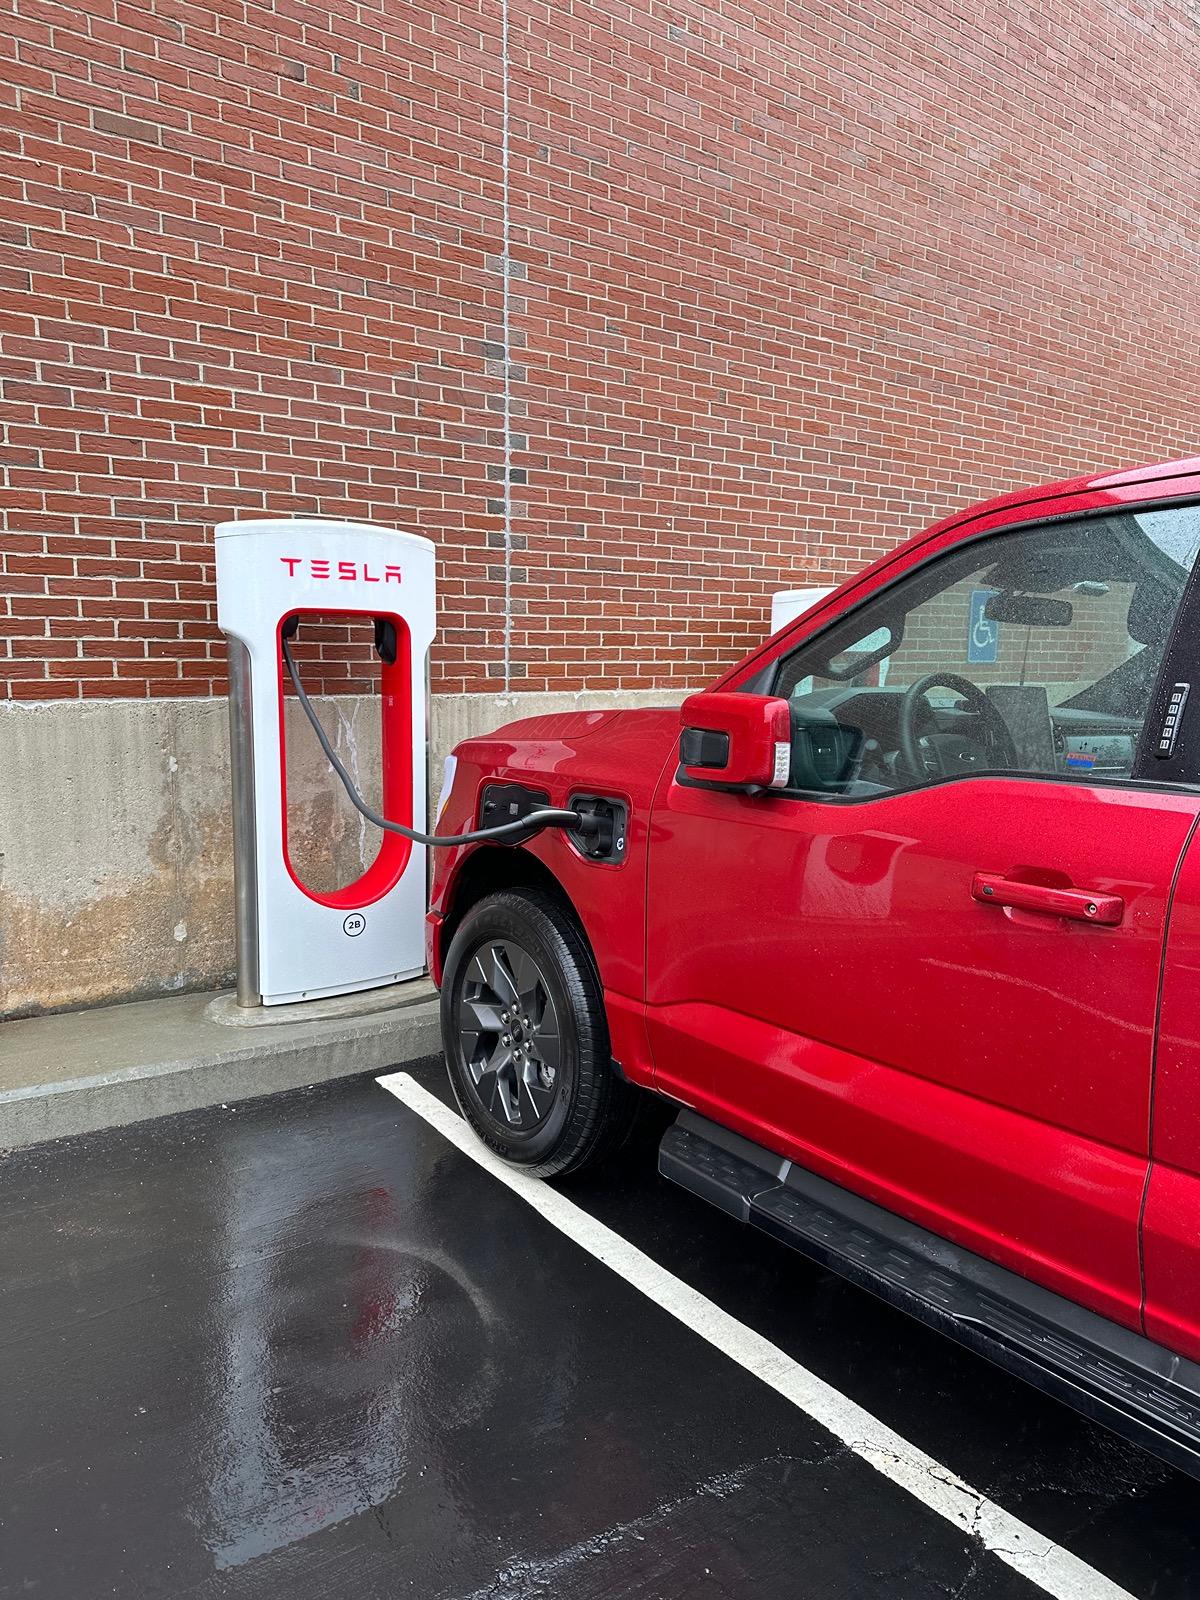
[500,0,513,695]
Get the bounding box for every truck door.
[1143,811,1200,1362]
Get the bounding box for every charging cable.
[281,633,583,847]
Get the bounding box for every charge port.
[568,794,628,864]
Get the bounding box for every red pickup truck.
[428,454,1200,1477]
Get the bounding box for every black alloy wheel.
[440,889,636,1177]
[458,937,561,1131]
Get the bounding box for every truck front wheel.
[440,888,635,1177]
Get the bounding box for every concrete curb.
[1,983,441,1151]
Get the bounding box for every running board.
[659,1110,1200,1481]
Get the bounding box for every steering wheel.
[897,672,1018,782]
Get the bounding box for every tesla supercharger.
[215,518,436,1007]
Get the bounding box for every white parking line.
[378,1071,1137,1600]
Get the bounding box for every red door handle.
[971,872,1124,926]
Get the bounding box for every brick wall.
[4,0,1200,703]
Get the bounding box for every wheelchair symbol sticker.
[967,589,999,664]
[343,913,366,937]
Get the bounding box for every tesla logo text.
[280,557,402,584]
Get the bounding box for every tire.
[440,888,636,1177]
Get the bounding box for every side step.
[659,1109,1200,1481]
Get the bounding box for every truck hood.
[486,708,625,741]
[488,705,680,746]
[456,705,682,794]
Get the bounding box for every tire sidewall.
[441,892,599,1168]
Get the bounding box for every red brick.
[1,0,1198,700]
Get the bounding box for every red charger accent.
[276,608,414,910]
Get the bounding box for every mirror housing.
[679,692,792,791]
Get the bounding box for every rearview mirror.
[679,692,792,791]
[984,592,1073,627]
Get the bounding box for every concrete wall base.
[1,688,690,1017]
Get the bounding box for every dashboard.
[1052,708,1139,778]
[792,685,1143,788]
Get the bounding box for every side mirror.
[679,692,792,791]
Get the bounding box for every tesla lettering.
[279,557,402,582]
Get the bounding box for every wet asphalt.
[1,1059,1197,1599]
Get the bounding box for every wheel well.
[439,845,588,964]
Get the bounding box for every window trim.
[745,496,1200,806]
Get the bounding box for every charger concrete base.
[1,981,440,1151]
[205,979,435,1028]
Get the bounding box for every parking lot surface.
[2,1060,1197,1599]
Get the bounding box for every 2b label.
[342,913,366,937]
